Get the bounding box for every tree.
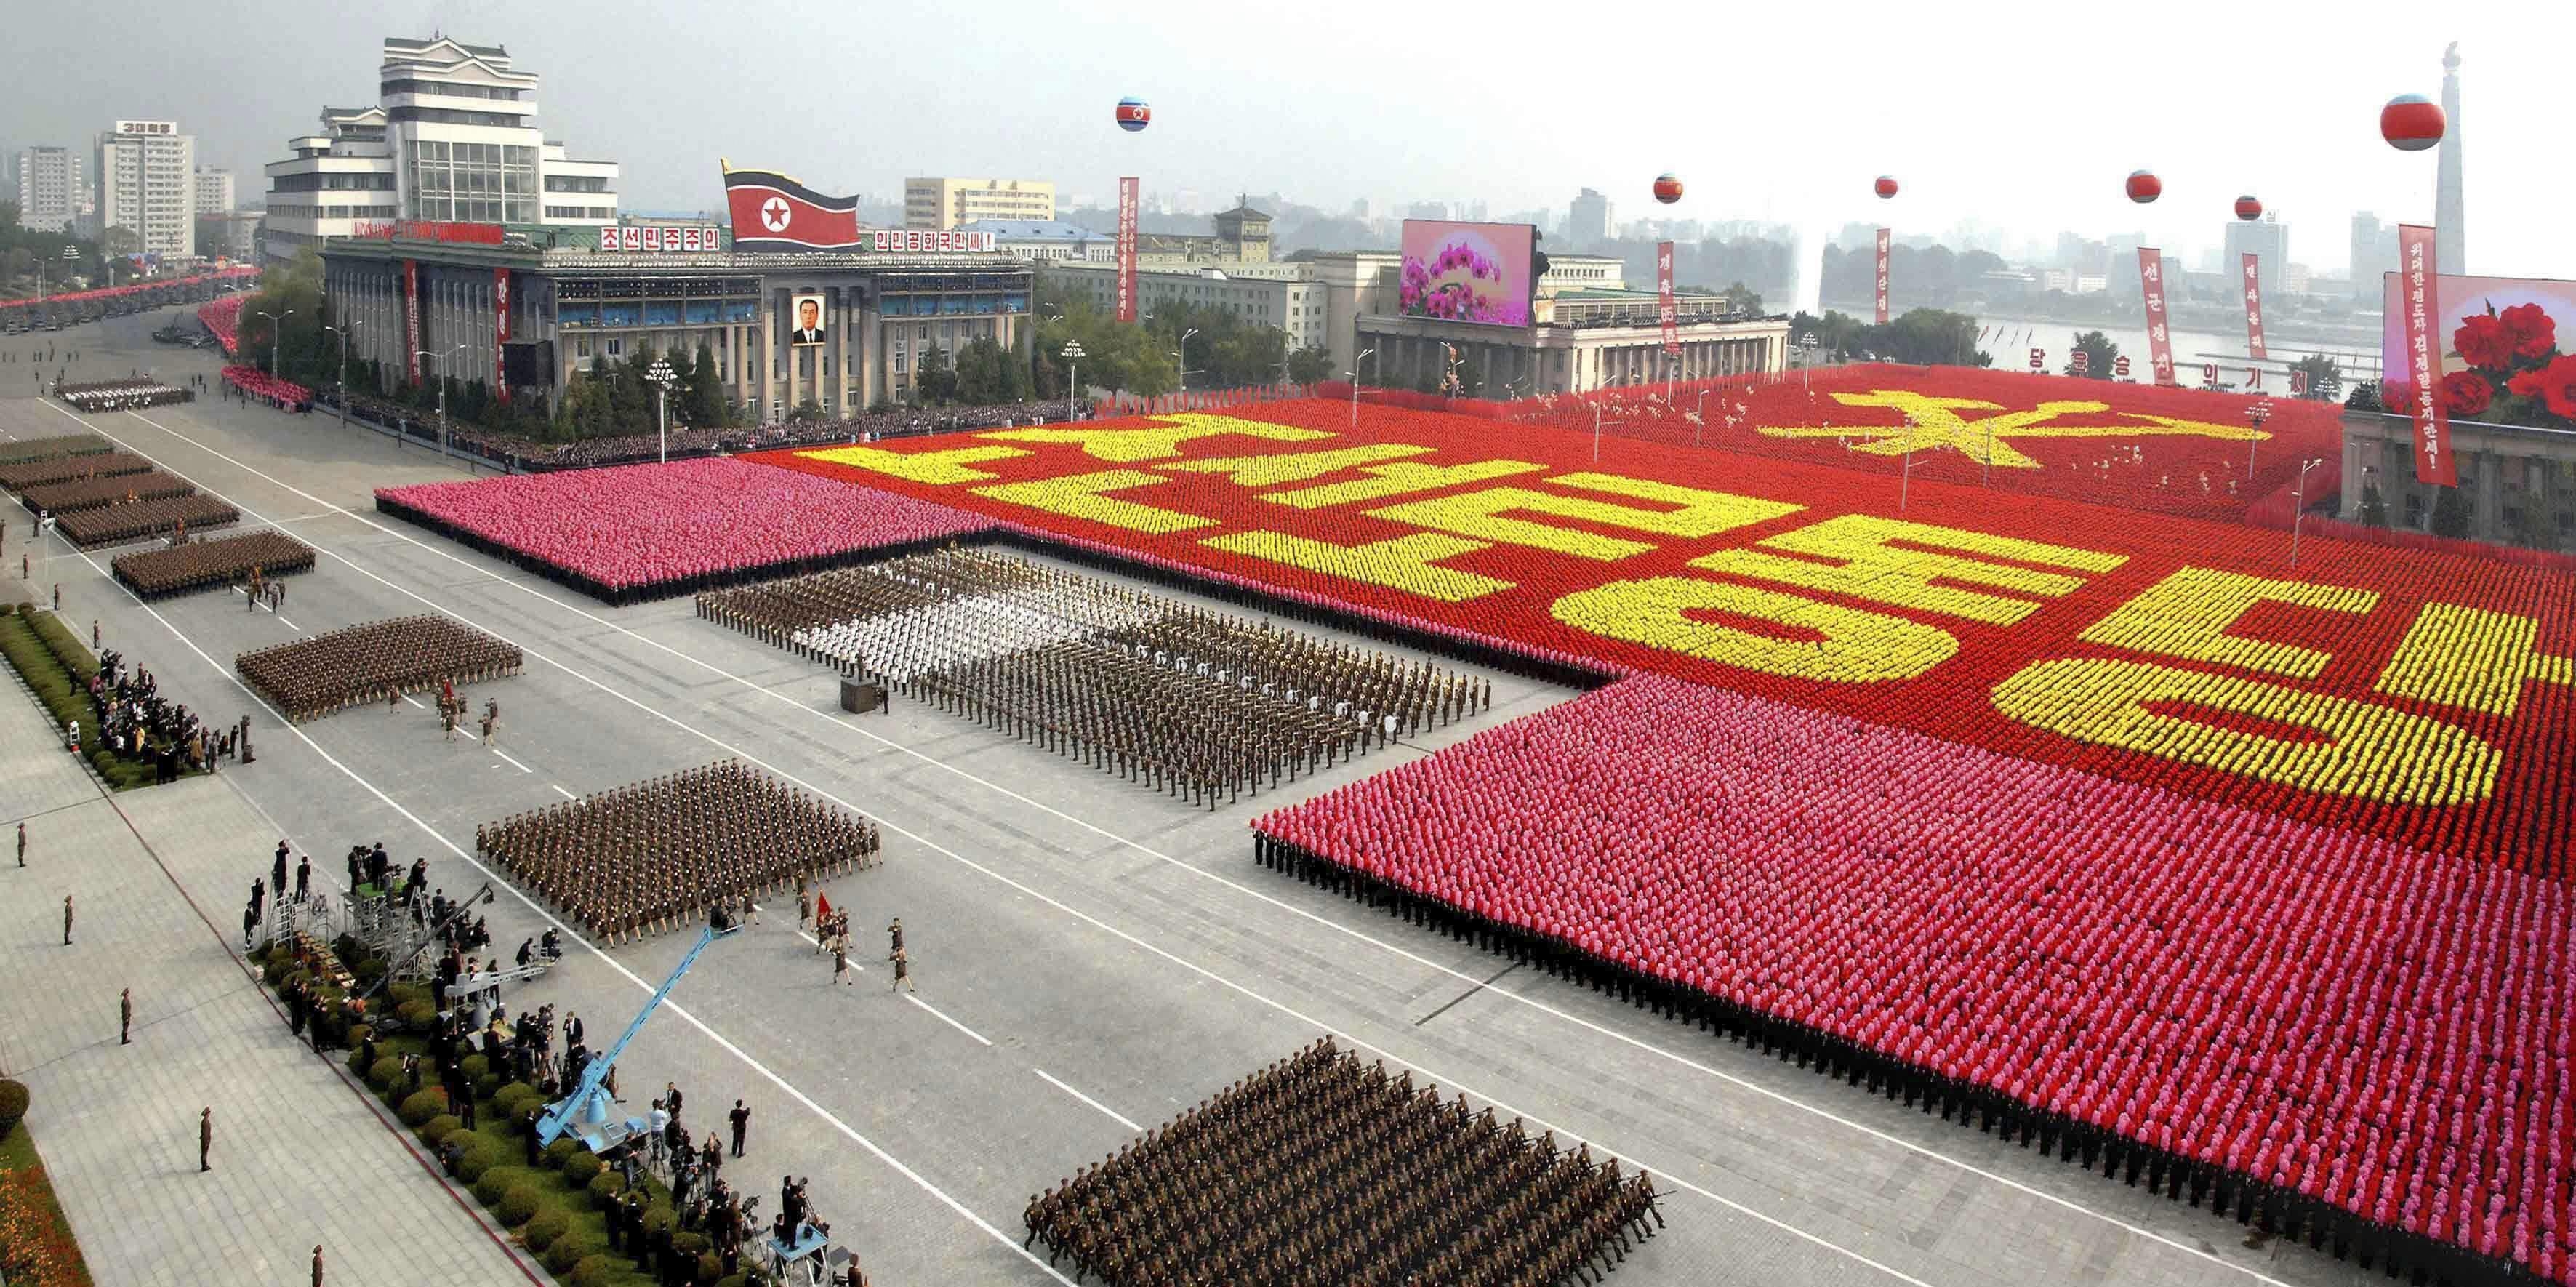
[1286,345,1334,384]
[2357,480,2389,529]
[2066,331,2120,380]
[1721,282,1763,316]
[2289,353,2344,401]
[912,344,959,405]
[686,345,729,427]
[2430,484,2473,538]
[951,335,1027,404]
[787,398,824,423]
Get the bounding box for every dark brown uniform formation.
[0,433,110,468]
[55,494,239,548]
[114,530,318,600]
[476,761,880,944]
[0,449,153,493]
[699,548,1490,808]
[236,614,520,721]
[1024,1038,1664,1287]
[20,469,194,515]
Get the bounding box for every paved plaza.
[0,309,2375,1286]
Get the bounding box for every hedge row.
[0,607,153,790]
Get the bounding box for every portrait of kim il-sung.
[788,293,827,346]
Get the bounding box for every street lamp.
[1058,340,1086,423]
[646,358,678,463]
[1171,327,1200,392]
[1347,348,1375,428]
[413,345,469,460]
[1797,332,1821,394]
[2290,457,2324,566]
[255,308,293,377]
[322,323,357,430]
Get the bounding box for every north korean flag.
[722,161,863,252]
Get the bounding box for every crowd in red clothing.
[197,296,244,354]
[1256,675,2575,1286]
[374,457,991,603]
[222,365,313,412]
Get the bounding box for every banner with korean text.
[2399,224,2457,486]
[494,268,512,404]
[1657,241,1678,354]
[1874,228,1892,324]
[2138,247,2175,386]
[1116,177,1140,324]
[2241,254,2268,361]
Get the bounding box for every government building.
[321,226,1030,422]
[259,36,622,264]
[2338,409,2576,552]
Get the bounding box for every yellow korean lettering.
[1260,459,1545,510]
[2077,566,2380,681]
[971,470,1216,534]
[793,443,1029,485]
[1690,513,2126,625]
[1991,657,2498,806]
[978,413,1333,462]
[1550,577,1958,682]
[1160,443,1432,486]
[1372,481,1799,563]
[2375,603,2576,718]
[1204,532,1512,603]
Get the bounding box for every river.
[1965,314,2386,383]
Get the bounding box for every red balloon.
[2125,170,2162,204]
[2381,94,2445,151]
[1874,175,1898,200]
[2234,195,2263,221]
[1652,173,1683,204]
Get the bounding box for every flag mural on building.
[2241,254,2268,361]
[1656,241,1678,355]
[2399,224,2457,487]
[1874,228,1892,324]
[2138,247,2175,386]
[720,161,864,252]
[1116,177,1141,324]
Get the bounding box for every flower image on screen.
[1399,220,1534,329]
[2379,272,2576,428]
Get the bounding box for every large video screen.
[1400,220,1536,329]
[2380,271,2576,428]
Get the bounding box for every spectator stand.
[765,1224,831,1287]
[235,614,521,723]
[112,531,316,600]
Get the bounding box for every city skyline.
[1,1,2564,281]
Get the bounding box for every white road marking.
[78,401,2306,1287]
[45,401,1076,1286]
[904,994,991,1046]
[548,784,577,801]
[491,749,534,774]
[1032,1069,1141,1133]
[403,694,424,709]
[278,615,301,632]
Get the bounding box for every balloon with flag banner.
[2126,170,2162,204]
[1652,173,1682,204]
[1874,175,1898,199]
[2234,195,2263,221]
[1115,97,1151,133]
[2380,94,2444,151]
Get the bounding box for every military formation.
[50,376,194,413]
[477,761,882,945]
[699,548,1490,807]
[236,614,523,723]
[1024,1038,1663,1287]
[113,530,316,600]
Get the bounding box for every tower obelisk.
[2437,42,2465,271]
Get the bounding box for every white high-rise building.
[15,145,84,233]
[260,36,620,263]
[97,120,196,257]
[194,167,236,215]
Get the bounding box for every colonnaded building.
[321,224,1031,420]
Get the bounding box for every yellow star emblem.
[1757,390,2270,469]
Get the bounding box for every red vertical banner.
[1873,228,1892,324]
[1115,177,1140,324]
[402,259,422,385]
[2240,253,2268,360]
[2137,247,2175,386]
[2399,223,2456,486]
[1656,241,1678,356]
[493,268,512,404]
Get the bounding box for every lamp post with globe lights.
[256,308,293,377]
[1058,340,1086,424]
[1347,348,1374,428]
[647,358,678,464]
[2290,457,2325,566]
[413,345,468,460]
[2247,397,2274,479]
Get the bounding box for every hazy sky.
[4,0,2564,278]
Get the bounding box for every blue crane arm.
[536,920,738,1147]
